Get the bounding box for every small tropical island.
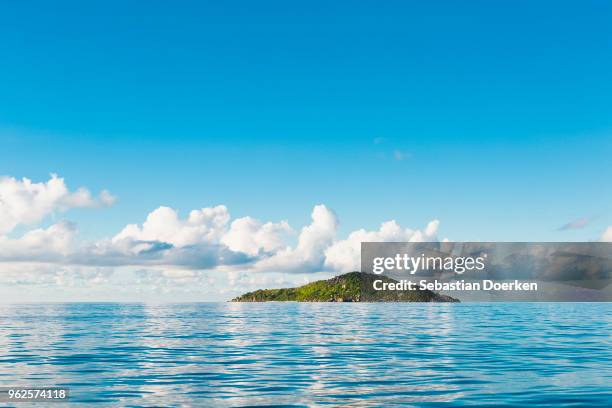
[231,272,459,302]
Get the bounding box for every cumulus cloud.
[0,221,78,261]
[0,200,441,274]
[82,238,252,270]
[254,204,338,272]
[0,174,115,234]
[112,205,229,247]
[221,216,293,256]
[98,203,439,274]
[99,205,257,269]
[324,219,439,272]
[0,175,444,277]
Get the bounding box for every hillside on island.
[231,272,459,302]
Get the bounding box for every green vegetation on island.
[231,272,459,302]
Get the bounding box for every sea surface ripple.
[0,303,610,407]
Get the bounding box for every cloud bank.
[0,175,439,277]
[1,174,608,301]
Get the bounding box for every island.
[231,272,459,302]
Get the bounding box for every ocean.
[0,303,610,407]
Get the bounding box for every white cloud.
[0,175,444,278]
[112,205,229,247]
[221,216,293,256]
[80,205,320,273]
[0,221,77,261]
[601,226,612,242]
[0,199,441,274]
[254,204,338,272]
[104,204,341,273]
[324,219,439,272]
[0,174,115,234]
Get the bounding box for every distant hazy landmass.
[231,272,459,302]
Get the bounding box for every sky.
[1,1,611,301]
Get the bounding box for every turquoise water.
[0,303,610,407]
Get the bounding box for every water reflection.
[0,303,610,406]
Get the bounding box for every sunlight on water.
[0,303,610,406]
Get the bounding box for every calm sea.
[0,303,610,407]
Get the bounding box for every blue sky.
[0,2,611,300]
